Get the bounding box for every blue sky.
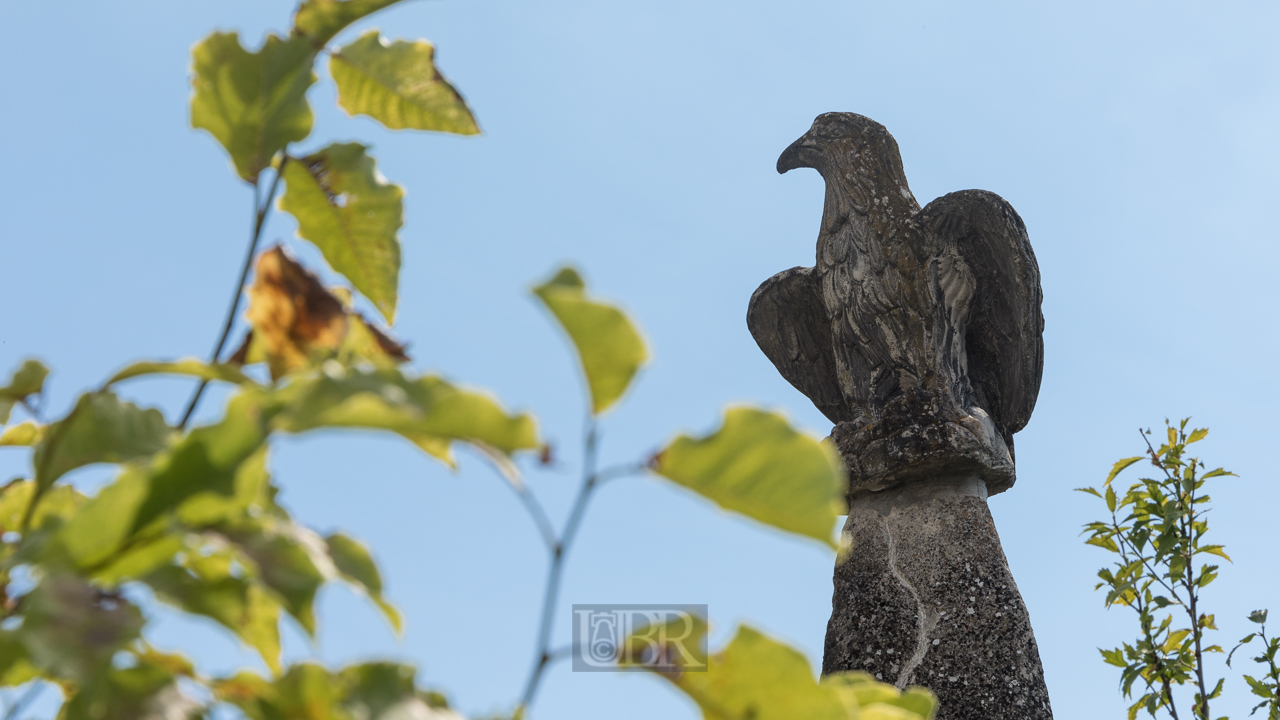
[3,1,1279,717]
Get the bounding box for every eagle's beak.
[777,134,820,174]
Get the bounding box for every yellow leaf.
[1106,457,1144,486]
[0,421,44,447]
[330,31,479,134]
[634,624,918,720]
[533,267,648,415]
[653,407,846,548]
[280,143,404,322]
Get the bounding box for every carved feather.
[747,267,853,423]
[918,190,1044,442]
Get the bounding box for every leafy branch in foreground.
[1078,419,1264,720]
[0,0,938,718]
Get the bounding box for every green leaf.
[330,31,479,134]
[271,366,539,459]
[822,672,936,719]
[1244,674,1272,698]
[1199,545,1232,562]
[640,624,854,720]
[1163,628,1193,653]
[325,532,402,632]
[145,551,283,675]
[653,407,846,548]
[33,391,173,491]
[533,267,648,415]
[191,32,316,183]
[1106,457,1144,486]
[0,632,39,687]
[2,482,87,535]
[1105,484,1117,512]
[214,663,454,720]
[91,533,186,586]
[0,421,43,447]
[1187,427,1209,444]
[217,664,344,720]
[293,0,404,45]
[1201,468,1235,479]
[1249,609,1269,625]
[174,446,274,529]
[1100,647,1128,668]
[280,143,403,322]
[0,359,48,424]
[1075,487,1103,498]
[220,519,332,636]
[17,575,143,682]
[1197,565,1220,588]
[129,392,270,535]
[1085,535,1120,553]
[63,650,202,720]
[0,480,33,532]
[55,470,151,569]
[212,672,276,719]
[107,359,259,387]
[339,661,434,719]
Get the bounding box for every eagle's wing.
[747,266,852,424]
[918,190,1044,441]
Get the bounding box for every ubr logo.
[571,605,708,672]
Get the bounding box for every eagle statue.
[748,113,1044,495]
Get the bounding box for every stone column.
[823,475,1051,717]
[819,404,1053,719]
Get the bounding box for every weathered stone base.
[822,477,1052,719]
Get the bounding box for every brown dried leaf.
[246,247,348,380]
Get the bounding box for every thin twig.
[519,418,602,712]
[594,461,646,485]
[178,153,290,429]
[484,462,556,552]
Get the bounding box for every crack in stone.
[883,515,939,689]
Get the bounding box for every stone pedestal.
[822,476,1052,719]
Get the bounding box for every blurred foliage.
[0,2,934,719]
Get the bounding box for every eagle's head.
[777,113,916,221]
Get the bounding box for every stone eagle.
[748,113,1043,488]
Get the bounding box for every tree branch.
[519,417,605,712]
[178,153,290,429]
